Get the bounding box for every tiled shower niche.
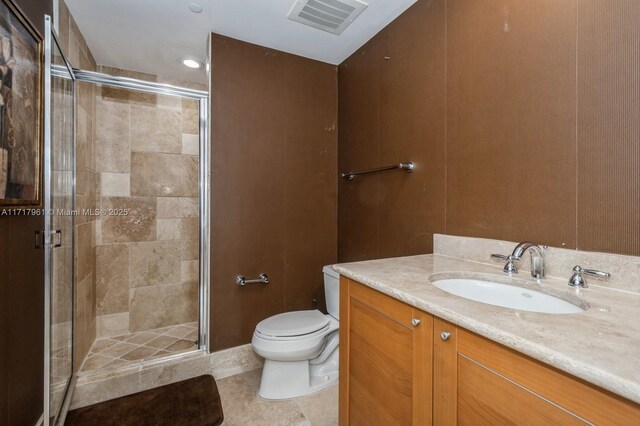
[82,67,203,372]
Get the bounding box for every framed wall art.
[0,0,42,208]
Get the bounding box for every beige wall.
[93,66,203,338]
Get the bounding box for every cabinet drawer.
[348,278,414,327]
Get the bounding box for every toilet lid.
[256,310,329,338]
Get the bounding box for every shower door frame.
[44,14,78,426]
[69,71,211,351]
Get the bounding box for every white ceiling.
[64,0,416,84]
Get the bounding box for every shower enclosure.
[43,16,210,425]
[72,70,209,373]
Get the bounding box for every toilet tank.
[323,265,340,320]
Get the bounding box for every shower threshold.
[79,322,198,374]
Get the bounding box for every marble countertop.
[333,254,640,404]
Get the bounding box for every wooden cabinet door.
[434,318,640,425]
[340,277,432,426]
[433,317,457,426]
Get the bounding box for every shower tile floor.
[80,322,198,373]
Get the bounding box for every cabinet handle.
[411,319,421,327]
[440,331,451,341]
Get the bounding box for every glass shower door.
[44,16,75,425]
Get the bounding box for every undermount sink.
[432,278,584,314]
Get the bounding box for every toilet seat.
[252,310,338,362]
[255,310,330,340]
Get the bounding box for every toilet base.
[258,348,339,400]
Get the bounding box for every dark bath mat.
[65,375,223,426]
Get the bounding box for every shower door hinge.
[35,229,62,249]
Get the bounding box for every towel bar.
[341,162,414,180]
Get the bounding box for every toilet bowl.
[252,265,340,399]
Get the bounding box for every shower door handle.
[51,230,62,248]
[35,229,62,249]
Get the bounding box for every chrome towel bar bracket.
[341,162,414,180]
[236,273,269,286]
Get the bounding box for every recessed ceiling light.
[188,2,203,13]
[182,58,203,69]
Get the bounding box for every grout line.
[283,57,289,311]
[443,0,448,238]
[376,40,381,259]
[294,399,312,424]
[575,0,579,249]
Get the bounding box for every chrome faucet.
[491,241,547,279]
[490,253,519,274]
[568,265,610,288]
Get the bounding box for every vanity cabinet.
[340,277,640,426]
[433,318,640,425]
[339,277,433,425]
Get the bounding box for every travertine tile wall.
[58,0,99,370]
[93,66,203,338]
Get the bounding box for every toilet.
[252,265,340,400]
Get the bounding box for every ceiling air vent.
[287,0,368,35]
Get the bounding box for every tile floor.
[217,369,338,426]
[80,322,198,373]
